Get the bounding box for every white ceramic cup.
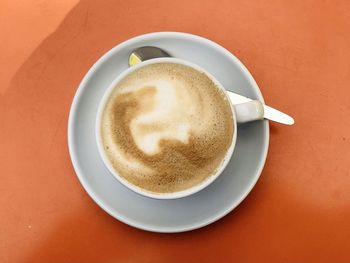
[96,57,262,199]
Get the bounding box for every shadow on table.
[22,204,254,262]
[4,0,267,262]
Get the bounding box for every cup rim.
[95,57,237,199]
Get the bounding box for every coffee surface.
[100,63,234,193]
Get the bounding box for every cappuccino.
[100,63,234,193]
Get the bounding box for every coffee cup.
[96,57,262,199]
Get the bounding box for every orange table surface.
[1,0,350,262]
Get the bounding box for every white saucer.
[68,32,269,233]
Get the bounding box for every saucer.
[68,32,269,233]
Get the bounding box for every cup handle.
[234,101,265,123]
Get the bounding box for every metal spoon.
[128,46,294,125]
[129,46,171,67]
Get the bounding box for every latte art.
[100,63,234,193]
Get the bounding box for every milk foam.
[128,79,191,155]
[100,63,234,193]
